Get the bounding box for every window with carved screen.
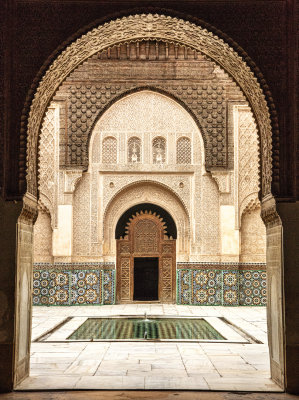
[128,137,141,163]
[102,136,117,163]
[176,137,191,164]
[153,137,166,164]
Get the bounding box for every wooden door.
[116,211,176,303]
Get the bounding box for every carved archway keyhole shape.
[116,210,176,303]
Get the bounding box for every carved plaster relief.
[241,207,266,263]
[234,105,260,228]
[103,182,189,260]
[33,210,53,263]
[64,170,83,193]
[64,43,227,169]
[38,103,59,222]
[199,175,220,256]
[90,90,205,167]
[73,173,91,256]
[100,175,191,215]
[211,171,231,194]
[26,13,273,200]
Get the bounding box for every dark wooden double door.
[116,212,176,303]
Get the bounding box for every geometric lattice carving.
[38,105,58,217]
[161,257,173,301]
[134,219,159,253]
[64,77,227,169]
[176,137,191,164]
[153,136,166,164]
[238,107,260,219]
[102,136,117,163]
[73,174,91,256]
[128,137,141,163]
[120,258,130,300]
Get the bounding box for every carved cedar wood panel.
[116,211,176,303]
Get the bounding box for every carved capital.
[261,195,281,228]
[240,193,260,217]
[64,170,83,193]
[211,171,231,193]
[19,192,38,224]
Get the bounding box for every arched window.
[176,137,191,164]
[128,137,141,163]
[153,137,166,164]
[102,136,117,163]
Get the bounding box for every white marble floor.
[17,304,282,391]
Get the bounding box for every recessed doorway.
[116,207,176,303]
[134,257,159,301]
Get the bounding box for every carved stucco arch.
[85,86,207,167]
[102,181,190,260]
[25,13,273,200]
[89,88,206,168]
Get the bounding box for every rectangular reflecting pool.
[67,317,226,341]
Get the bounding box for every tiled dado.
[33,262,266,306]
[177,263,267,306]
[33,263,115,306]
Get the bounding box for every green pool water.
[67,318,226,341]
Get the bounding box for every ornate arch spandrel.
[26,13,273,200]
[116,211,176,303]
[102,181,190,258]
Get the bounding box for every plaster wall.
[53,205,73,256]
[220,205,239,258]
[35,91,266,265]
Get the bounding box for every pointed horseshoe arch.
[26,13,272,199]
[16,11,286,391]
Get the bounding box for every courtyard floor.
[17,304,282,392]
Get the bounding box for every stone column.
[276,201,299,393]
[262,195,285,389]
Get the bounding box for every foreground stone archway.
[15,13,285,390]
[25,13,272,198]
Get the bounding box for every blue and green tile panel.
[177,262,266,306]
[33,262,266,306]
[33,263,115,306]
